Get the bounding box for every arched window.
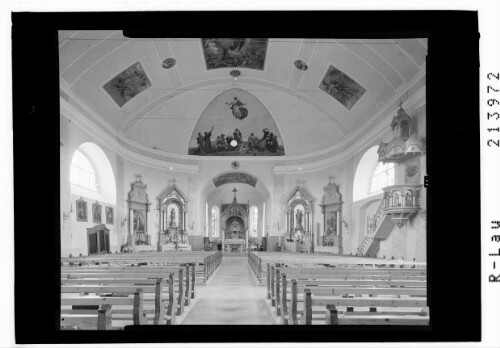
[211,206,220,237]
[249,206,258,238]
[370,162,395,194]
[70,149,99,192]
[69,142,116,205]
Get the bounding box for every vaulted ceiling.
[59,31,427,157]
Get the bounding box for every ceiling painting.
[202,38,268,70]
[103,62,152,107]
[319,65,366,110]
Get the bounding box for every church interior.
[59,33,428,328]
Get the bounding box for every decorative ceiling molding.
[61,98,200,174]
[120,77,351,136]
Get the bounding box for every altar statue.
[295,209,303,230]
[169,208,177,228]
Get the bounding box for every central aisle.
[180,254,276,325]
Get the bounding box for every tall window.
[70,149,99,192]
[370,162,395,194]
[211,206,220,237]
[249,206,258,238]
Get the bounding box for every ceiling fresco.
[202,38,268,70]
[319,65,366,110]
[59,33,428,158]
[213,172,258,188]
[188,88,285,156]
[103,61,152,107]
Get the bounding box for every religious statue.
[327,211,337,236]
[169,208,177,228]
[295,209,303,230]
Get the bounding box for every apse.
[188,88,285,156]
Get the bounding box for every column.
[128,208,135,246]
[286,211,289,237]
[337,209,343,254]
[262,203,266,236]
[205,203,209,237]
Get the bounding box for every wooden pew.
[61,276,176,325]
[324,304,429,325]
[280,277,427,325]
[303,289,428,325]
[268,265,427,314]
[60,289,147,329]
[61,267,186,323]
[62,251,222,285]
[60,304,112,330]
[270,266,427,325]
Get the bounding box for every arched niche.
[284,182,315,245]
[156,180,189,251]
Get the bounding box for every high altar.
[221,188,248,252]
[156,180,191,252]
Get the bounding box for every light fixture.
[230,69,241,81]
[230,140,238,147]
[294,60,308,71]
[162,58,176,69]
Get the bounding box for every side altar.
[156,180,191,252]
[221,188,248,252]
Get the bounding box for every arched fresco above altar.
[213,172,258,188]
[188,88,284,156]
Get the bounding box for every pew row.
[265,264,428,325]
[60,290,147,330]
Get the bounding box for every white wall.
[61,99,427,261]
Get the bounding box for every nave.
[180,253,275,325]
[60,251,427,329]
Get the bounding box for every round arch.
[70,142,116,205]
[353,145,379,202]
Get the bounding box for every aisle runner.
[180,255,276,325]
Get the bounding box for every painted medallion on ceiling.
[103,62,152,107]
[319,65,366,110]
[202,38,268,70]
[188,88,284,156]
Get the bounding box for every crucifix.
[296,179,305,187]
[135,173,142,182]
[169,178,177,186]
[232,187,238,202]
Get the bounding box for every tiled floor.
[180,255,276,325]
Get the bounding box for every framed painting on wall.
[105,206,114,225]
[76,197,87,222]
[92,202,102,223]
